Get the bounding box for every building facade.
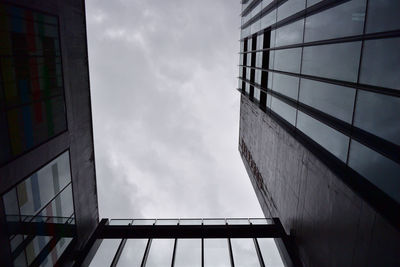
[0,0,98,266]
[238,0,400,266]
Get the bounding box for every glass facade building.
[238,0,400,224]
[238,0,400,265]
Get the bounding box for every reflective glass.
[267,93,272,109]
[250,218,272,225]
[302,42,361,82]
[257,238,284,266]
[155,219,179,225]
[203,219,226,225]
[272,73,299,100]
[174,239,201,267]
[353,91,400,145]
[299,79,355,123]
[3,188,19,222]
[366,0,400,33]
[132,219,155,225]
[274,48,302,73]
[271,97,297,125]
[146,239,174,267]
[231,239,260,266]
[257,34,264,50]
[261,9,277,29]
[255,88,261,101]
[117,239,148,267]
[109,219,132,225]
[297,111,350,162]
[256,52,262,68]
[359,38,400,90]
[304,0,366,42]
[227,219,250,225]
[348,141,400,203]
[307,0,323,6]
[179,219,202,225]
[89,239,121,267]
[204,239,231,267]
[277,0,306,21]
[275,19,304,47]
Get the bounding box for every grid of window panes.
[238,0,400,205]
[89,218,284,267]
[0,3,67,166]
[1,151,75,267]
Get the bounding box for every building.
[237,0,400,266]
[0,0,98,266]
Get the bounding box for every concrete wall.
[0,0,98,254]
[239,95,400,266]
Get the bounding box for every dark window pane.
[204,239,231,267]
[304,0,366,42]
[146,239,174,267]
[231,239,260,266]
[271,97,297,125]
[348,140,400,203]
[302,42,361,82]
[272,73,299,100]
[366,0,400,33]
[299,79,355,123]
[117,239,148,267]
[353,91,400,145]
[274,48,302,73]
[275,19,304,47]
[359,38,400,90]
[297,111,350,161]
[174,239,201,267]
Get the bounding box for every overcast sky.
[86,0,263,220]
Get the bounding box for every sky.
[86,0,263,220]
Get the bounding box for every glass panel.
[272,73,299,100]
[0,4,66,164]
[304,0,366,42]
[348,140,400,203]
[132,219,155,225]
[255,88,261,102]
[155,219,179,225]
[366,0,400,33]
[277,0,306,21]
[299,78,356,123]
[227,219,250,225]
[353,91,400,145]
[204,239,231,267]
[297,111,350,162]
[89,239,121,267]
[41,237,72,267]
[250,218,273,225]
[179,219,203,225]
[302,42,361,82]
[174,239,201,267]
[257,238,284,266]
[274,48,302,73]
[146,239,174,267]
[271,97,297,126]
[261,9,277,29]
[359,38,400,90]
[275,19,304,47]
[117,239,148,267]
[109,219,132,225]
[3,188,19,222]
[231,239,260,266]
[203,219,226,225]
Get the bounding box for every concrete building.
[237,0,400,266]
[0,0,98,265]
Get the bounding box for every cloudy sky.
[86,0,263,220]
